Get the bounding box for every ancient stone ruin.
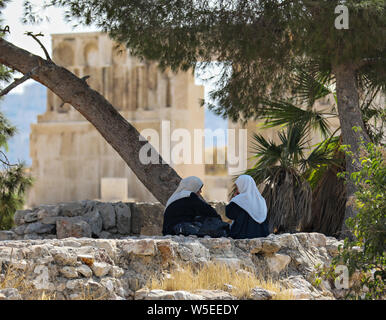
[1,231,348,300]
[0,200,227,241]
[0,201,361,300]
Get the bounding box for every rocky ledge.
[0,232,355,300]
[0,200,227,241]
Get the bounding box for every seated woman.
[162,176,228,237]
[226,175,269,239]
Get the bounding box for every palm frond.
[249,132,282,167]
[291,66,334,107]
[358,58,386,94]
[302,136,342,172]
[259,99,334,139]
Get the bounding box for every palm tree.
[245,124,340,234]
[240,62,384,236]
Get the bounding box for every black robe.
[162,192,221,235]
[225,202,269,239]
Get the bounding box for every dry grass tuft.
[147,262,294,300]
[0,263,56,300]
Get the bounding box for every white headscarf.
[165,176,204,209]
[230,175,267,223]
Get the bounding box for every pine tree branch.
[0,150,17,167]
[0,66,39,97]
[25,31,51,61]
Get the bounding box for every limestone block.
[81,200,97,212]
[84,279,105,298]
[248,239,263,254]
[134,288,204,300]
[91,262,111,277]
[250,287,277,300]
[23,233,43,240]
[283,288,313,300]
[99,277,115,294]
[95,202,116,230]
[94,240,117,260]
[130,202,164,235]
[14,209,30,226]
[39,214,60,225]
[37,205,59,219]
[125,239,156,256]
[99,231,114,239]
[58,202,85,217]
[76,265,93,278]
[60,266,79,279]
[177,241,210,262]
[266,253,291,274]
[192,289,235,300]
[296,232,327,248]
[38,205,60,224]
[56,217,92,239]
[261,240,281,254]
[156,240,175,265]
[51,248,78,266]
[109,266,125,278]
[115,202,131,235]
[66,279,86,290]
[24,222,55,235]
[12,224,26,235]
[200,238,232,252]
[24,211,39,223]
[272,233,301,248]
[33,265,55,290]
[280,275,315,300]
[62,239,82,247]
[101,177,128,202]
[0,231,15,241]
[82,209,103,237]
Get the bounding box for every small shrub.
[317,139,385,299]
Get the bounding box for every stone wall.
[0,201,228,241]
[0,232,350,300]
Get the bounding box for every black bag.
[197,217,230,238]
[172,221,203,236]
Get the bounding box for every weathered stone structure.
[1,200,227,241]
[0,232,351,300]
[28,32,206,207]
[0,201,369,300]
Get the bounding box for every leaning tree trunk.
[0,38,181,206]
[333,64,371,239]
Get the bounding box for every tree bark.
[0,38,181,206]
[334,64,371,239]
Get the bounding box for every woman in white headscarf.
[225,175,269,239]
[162,176,228,236]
